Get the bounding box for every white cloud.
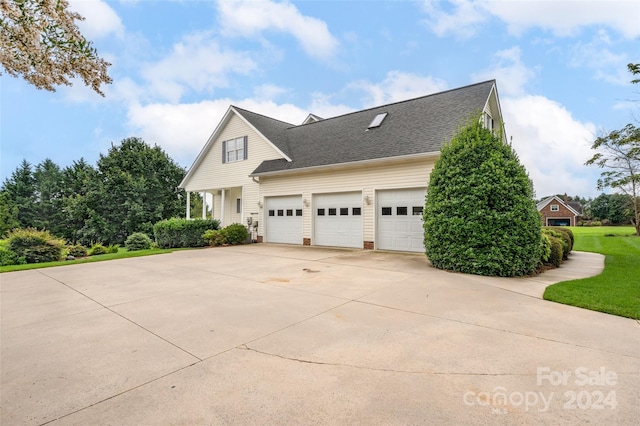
[487,0,640,39]
[421,0,488,39]
[473,47,599,196]
[568,30,630,85]
[472,46,536,96]
[68,0,124,39]
[253,84,288,101]
[126,98,310,167]
[308,93,354,119]
[351,71,449,107]
[141,33,256,102]
[217,0,339,60]
[503,96,598,197]
[422,0,640,39]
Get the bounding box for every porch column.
[220,189,225,226]
[186,192,191,219]
[240,186,244,225]
[202,191,206,219]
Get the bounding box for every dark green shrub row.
[543,228,572,259]
[541,228,574,267]
[154,218,220,248]
[203,223,249,246]
[125,232,152,251]
[547,236,563,267]
[6,228,64,264]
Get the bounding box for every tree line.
[0,137,203,244]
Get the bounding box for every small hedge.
[203,224,249,246]
[89,243,108,256]
[539,234,551,265]
[125,232,152,251]
[547,236,564,267]
[7,228,64,264]
[68,244,88,257]
[154,218,220,248]
[220,223,249,245]
[203,229,225,246]
[543,228,571,260]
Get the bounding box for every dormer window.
[368,112,388,129]
[222,136,248,163]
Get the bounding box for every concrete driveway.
[1,245,638,425]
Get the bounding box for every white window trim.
[223,136,247,163]
[550,204,559,212]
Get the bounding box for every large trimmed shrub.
[125,232,152,251]
[6,228,64,264]
[220,223,249,245]
[423,118,542,276]
[154,218,220,248]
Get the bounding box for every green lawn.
[543,226,640,319]
[0,248,183,273]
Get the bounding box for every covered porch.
[185,186,246,228]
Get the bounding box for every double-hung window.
[222,136,248,163]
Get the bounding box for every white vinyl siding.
[257,157,436,244]
[182,113,285,227]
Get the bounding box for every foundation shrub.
[154,218,220,248]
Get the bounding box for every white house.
[179,80,504,252]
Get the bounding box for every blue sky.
[2,0,639,198]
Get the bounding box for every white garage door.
[314,192,362,248]
[377,188,426,252]
[265,195,303,244]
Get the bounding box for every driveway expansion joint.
[36,269,203,362]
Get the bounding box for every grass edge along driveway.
[544,226,639,320]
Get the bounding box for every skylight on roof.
[368,112,388,129]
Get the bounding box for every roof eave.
[250,151,441,177]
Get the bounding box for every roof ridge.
[231,105,295,127]
[283,79,496,128]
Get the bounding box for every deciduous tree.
[0,0,111,95]
[586,124,640,235]
[94,137,186,243]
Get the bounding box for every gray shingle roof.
[239,80,496,176]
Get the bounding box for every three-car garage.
[264,187,426,253]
